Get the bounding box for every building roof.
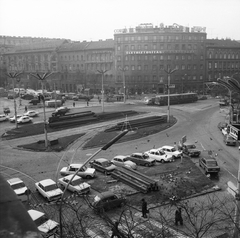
[85,39,114,50]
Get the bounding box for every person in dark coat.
[110,221,120,238]
[25,106,28,112]
[141,198,148,218]
[175,208,183,226]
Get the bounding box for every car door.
[96,161,103,173]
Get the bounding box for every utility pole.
[164,68,177,123]
[97,69,108,113]
[119,67,127,103]
[30,72,53,148]
[6,72,23,129]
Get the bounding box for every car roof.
[131,153,143,156]
[28,209,44,221]
[95,158,108,163]
[62,174,81,181]
[7,178,23,185]
[69,163,83,168]
[161,145,174,149]
[114,155,127,159]
[38,179,55,186]
[148,149,161,152]
[201,151,217,161]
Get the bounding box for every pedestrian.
[99,98,101,104]
[73,102,75,107]
[25,105,27,112]
[175,208,183,226]
[87,99,89,106]
[110,221,120,238]
[141,198,148,218]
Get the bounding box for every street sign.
[169,84,175,88]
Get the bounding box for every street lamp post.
[97,69,108,113]
[119,67,127,103]
[164,68,177,123]
[181,74,187,94]
[16,78,22,106]
[59,129,129,238]
[30,72,53,148]
[6,72,23,129]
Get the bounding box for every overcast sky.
[0,0,240,42]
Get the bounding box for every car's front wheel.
[85,175,92,179]
[160,159,165,163]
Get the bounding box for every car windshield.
[71,178,82,186]
[142,154,149,159]
[159,150,165,155]
[170,148,176,152]
[101,161,111,167]
[45,184,58,191]
[34,215,48,227]
[206,161,218,167]
[11,182,25,190]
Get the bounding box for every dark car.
[181,143,201,157]
[223,134,236,146]
[52,106,70,117]
[89,158,116,175]
[217,122,228,131]
[3,107,10,114]
[127,153,156,166]
[92,191,126,213]
[199,152,220,175]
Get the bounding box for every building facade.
[114,23,207,95]
[205,39,240,82]
[2,24,240,95]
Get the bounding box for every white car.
[0,114,7,122]
[7,178,31,202]
[24,110,38,117]
[158,146,182,159]
[222,128,228,136]
[58,174,91,194]
[111,155,137,170]
[17,115,33,124]
[60,164,96,179]
[145,149,174,163]
[9,115,22,123]
[35,179,63,201]
[28,209,59,236]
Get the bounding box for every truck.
[45,100,62,108]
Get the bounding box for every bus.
[144,93,198,106]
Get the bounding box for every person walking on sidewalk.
[25,105,28,112]
[175,207,183,226]
[141,198,148,218]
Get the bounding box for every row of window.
[117,43,203,51]
[116,35,205,42]
[117,54,204,61]
[116,74,203,82]
[208,52,240,59]
[117,64,204,71]
[208,62,239,69]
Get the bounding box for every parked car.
[3,107,10,114]
[92,191,126,213]
[9,115,22,123]
[111,155,137,170]
[28,209,59,236]
[217,122,228,131]
[126,153,156,166]
[7,178,30,202]
[89,158,117,175]
[60,163,96,179]
[24,110,39,117]
[52,106,70,117]
[35,179,63,201]
[158,146,182,159]
[58,174,91,194]
[223,134,236,146]
[0,114,7,122]
[199,152,220,175]
[181,143,201,157]
[17,115,33,124]
[145,149,174,163]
